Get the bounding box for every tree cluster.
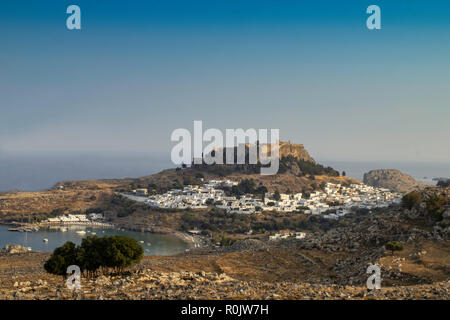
[401,191,422,210]
[44,235,144,277]
[279,155,339,176]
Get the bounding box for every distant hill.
[434,178,450,188]
[191,140,337,177]
[363,169,427,193]
[262,140,316,163]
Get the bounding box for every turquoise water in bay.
[0,225,188,256]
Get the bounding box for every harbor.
[7,220,114,233]
[0,224,189,256]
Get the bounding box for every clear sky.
[1,0,449,163]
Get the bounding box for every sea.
[0,225,188,255]
[0,152,448,193]
[318,159,449,185]
[0,152,173,192]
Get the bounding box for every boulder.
[1,244,28,254]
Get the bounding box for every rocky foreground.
[0,252,448,300]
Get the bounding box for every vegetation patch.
[385,241,404,255]
[426,195,447,220]
[44,235,143,277]
[401,191,422,210]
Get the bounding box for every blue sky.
[1,0,449,163]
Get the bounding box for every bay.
[0,225,188,256]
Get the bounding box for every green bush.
[426,195,447,220]
[44,235,143,277]
[273,190,281,201]
[401,191,422,210]
[44,241,79,276]
[279,155,339,176]
[385,241,403,255]
[220,235,232,247]
[85,207,104,214]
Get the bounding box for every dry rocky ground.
[0,247,448,300]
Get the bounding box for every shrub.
[102,236,144,270]
[194,172,204,178]
[401,191,422,210]
[85,207,104,214]
[44,241,79,277]
[385,241,403,255]
[439,222,449,229]
[220,235,232,247]
[273,190,281,201]
[426,195,447,220]
[279,156,339,176]
[50,208,65,216]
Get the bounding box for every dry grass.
[379,241,450,283]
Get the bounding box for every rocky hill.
[363,169,427,193]
[265,141,315,162]
[280,141,315,162]
[191,140,339,181]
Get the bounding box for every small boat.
[26,247,32,252]
[43,238,49,243]
[90,232,96,235]
[60,227,68,232]
[75,231,86,235]
[139,241,144,244]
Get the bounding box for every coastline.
[0,220,206,251]
[2,220,114,232]
[113,223,206,250]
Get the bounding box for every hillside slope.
[363,169,427,193]
[1,188,448,299]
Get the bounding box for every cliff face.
[363,169,427,193]
[279,141,315,162]
[258,141,315,163]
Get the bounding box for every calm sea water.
[1,153,448,192]
[318,160,449,185]
[0,225,188,256]
[0,152,173,192]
